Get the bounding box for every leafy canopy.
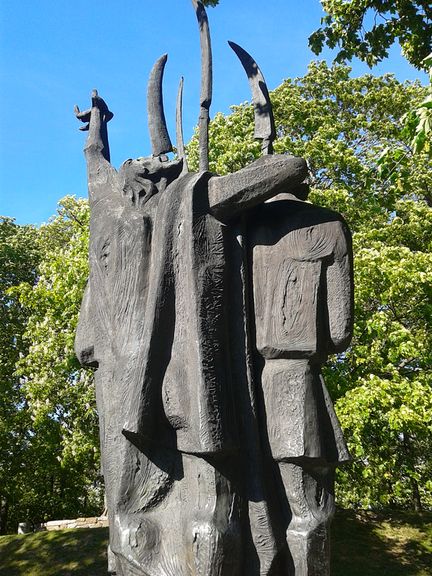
[310,1,432,70]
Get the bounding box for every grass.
[332,509,432,576]
[0,526,109,576]
[0,510,431,575]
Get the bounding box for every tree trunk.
[411,477,422,512]
[402,432,422,512]
[0,496,9,534]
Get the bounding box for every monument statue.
[75,2,353,575]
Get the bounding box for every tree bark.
[411,477,422,512]
[0,496,9,534]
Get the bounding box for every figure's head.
[120,156,183,207]
[290,182,310,201]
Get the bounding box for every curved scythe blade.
[192,0,212,171]
[228,41,276,155]
[147,54,173,158]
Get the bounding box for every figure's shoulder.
[253,198,346,228]
[299,200,343,219]
[249,198,351,253]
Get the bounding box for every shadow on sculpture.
[74,2,353,575]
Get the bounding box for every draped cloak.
[123,171,238,456]
[118,170,293,573]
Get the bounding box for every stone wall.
[18,516,108,533]
[43,516,108,531]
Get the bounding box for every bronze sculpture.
[75,2,353,574]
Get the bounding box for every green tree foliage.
[0,218,40,532]
[309,1,432,70]
[1,199,102,532]
[399,54,432,160]
[189,61,432,510]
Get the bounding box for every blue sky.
[0,0,427,225]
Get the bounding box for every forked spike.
[147,54,173,159]
[192,0,212,171]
